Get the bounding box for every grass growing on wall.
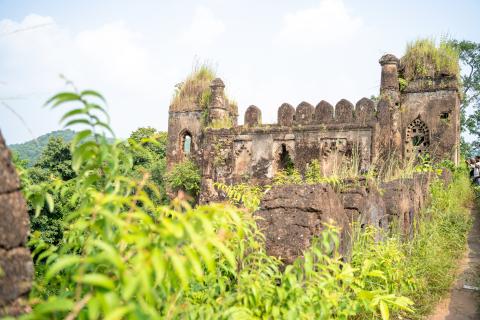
[401,38,460,81]
[170,63,216,110]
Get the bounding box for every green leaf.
[34,297,74,314]
[81,90,106,102]
[380,300,390,320]
[91,240,124,270]
[152,248,166,286]
[45,193,54,212]
[59,108,86,123]
[77,273,115,290]
[71,129,93,150]
[168,251,188,288]
[103,306,132,320]
[45,92,81,108]
[45,255,81,280]
[63,118,92,128]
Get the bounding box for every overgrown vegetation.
[171,63,216,111]
[11,88,414,319]
[401,38,460,81]
[8,80,474,320]
[165,159,201,199]
[352,170,473,318]
[171,63,237,129]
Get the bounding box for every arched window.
[405,117,429,160]
[180,131,192,156]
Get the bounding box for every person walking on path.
[475,157,480,186]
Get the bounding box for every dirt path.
[428,206,480,320]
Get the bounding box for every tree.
[449,40,480,156]
[34,136,75,180]
[128,127,167,166]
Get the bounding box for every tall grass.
[352,170,474,318]
[401,38,460,81]
[170,63,216,110]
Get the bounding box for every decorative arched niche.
[405,117,430,160]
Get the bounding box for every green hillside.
[9,129,76,166]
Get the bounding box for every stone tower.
[166,86,205,170]
[399,72,461,164]
[166,77,234,171]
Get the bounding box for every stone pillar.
[379,54,400,96]
[208,78,230,124]
[0,131,33,317]
[379,54,402,155]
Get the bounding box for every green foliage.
[214,182,267,212]
[12,136,77,244]
[448,39,480,154]
[18,86,475,320]
[9,129,76,166]
[401,38,460,81]
[353,171,474,318]
[273,168,302,185]
[398,77,408,91]
[34,137,75,180]
[128,127,167,160]
[165,159,201,198]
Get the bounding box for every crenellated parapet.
[240,97,378,128]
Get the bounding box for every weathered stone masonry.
[0,132,33,316]
[167,54,461,203]
[166,53,461,263]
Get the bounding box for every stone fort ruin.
[167,54,461,203]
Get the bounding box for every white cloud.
[0,14,171,142]
[275,0,363,47]
[180,7,225,47]
[0,14,55,35]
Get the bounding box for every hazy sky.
[1,0,479,144]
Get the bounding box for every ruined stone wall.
[166,53,461,203]
[0,132,33,316]
[198,98,378,202]
[255,173,434,264]
[255,184,350,264]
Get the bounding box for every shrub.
[166,159,201,197]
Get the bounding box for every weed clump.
[171,63,216,111]
[401,38,460,81]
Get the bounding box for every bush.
[166,159,201,198]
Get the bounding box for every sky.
[0,0,479,144]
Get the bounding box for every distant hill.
[9,129,76,166]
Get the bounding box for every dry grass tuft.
[171,63,216,111]
[401,38,460,81]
